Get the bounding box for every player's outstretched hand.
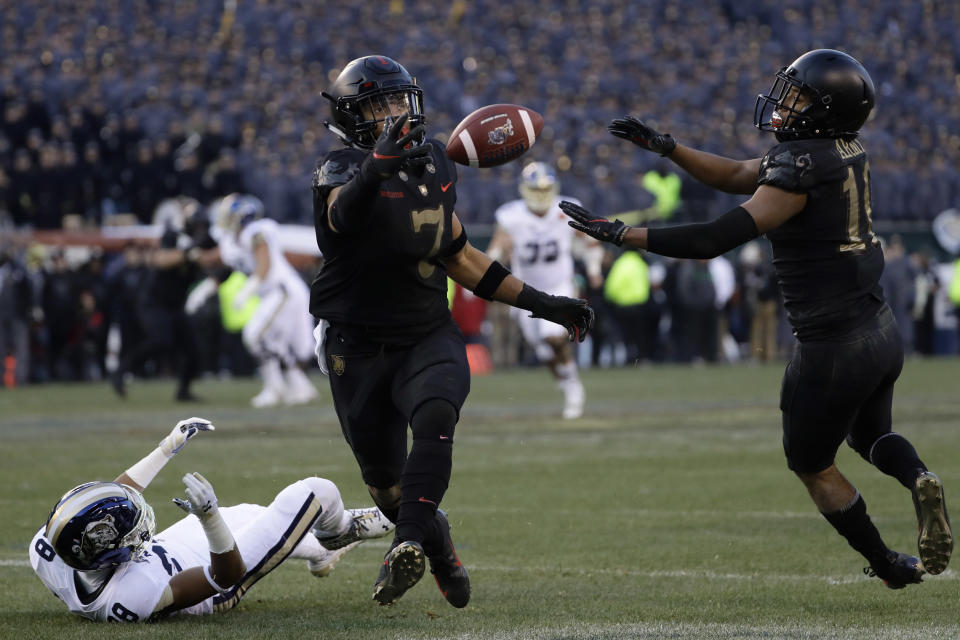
[173,472,219,519]
[528,293,595,343]
[560,201,628,246]
[367,114,431,178]
[607,115,676,156]
[160,417,214,457]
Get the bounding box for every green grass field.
[1,359,958,639]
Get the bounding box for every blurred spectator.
[736,241,781,362]
[879,235,917,354]
[666,259,718,363]
[0,248,32,385]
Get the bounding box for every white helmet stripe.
[46,484,123,545]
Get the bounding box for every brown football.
[445,104,544,168]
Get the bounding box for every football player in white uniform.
[29,417,393,622]
[487,162,604,419]
[218,194,319,407]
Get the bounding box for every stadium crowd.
[0,0,959,386]
[0,0,958,228]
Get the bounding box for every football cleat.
[912,471,953,575]
[307,541,359,578]
[316,507,395,550]
[250,387,283,408]
[372,540,425,606]
[425,510,470,608]
[863,550,925,589]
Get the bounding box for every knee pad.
[300,477,341,509]
[411,398,458,442]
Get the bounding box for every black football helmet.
[754,49,875,141]
[45,481,156,570]
[321,55,425,149]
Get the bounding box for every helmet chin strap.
[323,122,357,147]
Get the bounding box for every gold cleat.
[913,471,953,575]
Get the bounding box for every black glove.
[607,115,676,156]
[364,113,431,179]
[515,284,595,343]
[559,201,628,246]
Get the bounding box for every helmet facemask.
[754,71,820,140]
[519,162,560,214]
[355,90,425,147]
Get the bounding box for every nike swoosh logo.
[418,497,438,506]
[372,152,400,159]
[441,181,453,192]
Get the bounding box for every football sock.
[397,399,456,546]
[555,360,578,383]
[869,433,927,490]
[822,492,889,564]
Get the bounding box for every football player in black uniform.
[560,49,952,588]
[311,55,594,608]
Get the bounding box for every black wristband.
[646,206,759,259]
[473,260,511,301]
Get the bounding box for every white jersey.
[237,218,308,298]
[234,218,315,364]
[218,232,253,274]
[494,196,580,298]
[29,478,345,623]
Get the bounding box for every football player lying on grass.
[29,417,393,622]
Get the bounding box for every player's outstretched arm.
[560,186,805,259]
[114,418,215,492]
[150,473,245,618]
[608,115,761,195]
[442,214,594,342]
[326,114,431,234]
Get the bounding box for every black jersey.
[758,137,884,340]
[309,139,460,345]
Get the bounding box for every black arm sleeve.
[645,206,759,259]
[327,158,381,234]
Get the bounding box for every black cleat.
[425,510,470,608]
[372,540,425,606]
[912,471,953,575]
[864,550,925,589]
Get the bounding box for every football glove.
[173,472,219,519]
[607,115,676,156]
[559,201,629,246]
[160,417,215,457]
[364,113,431,179]
[516,284,595,343]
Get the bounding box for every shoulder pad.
[313,149,366,189]
[758,140,847,193]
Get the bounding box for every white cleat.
[315,507,395,550]
[284,385,318,406]
[251,388,283,408]
[307,541,360,578]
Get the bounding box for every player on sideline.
[216,194,318,407]
[29,417,393,622]
[487,162,604,419]
[312,55,594,608]
[560,49,952,588]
